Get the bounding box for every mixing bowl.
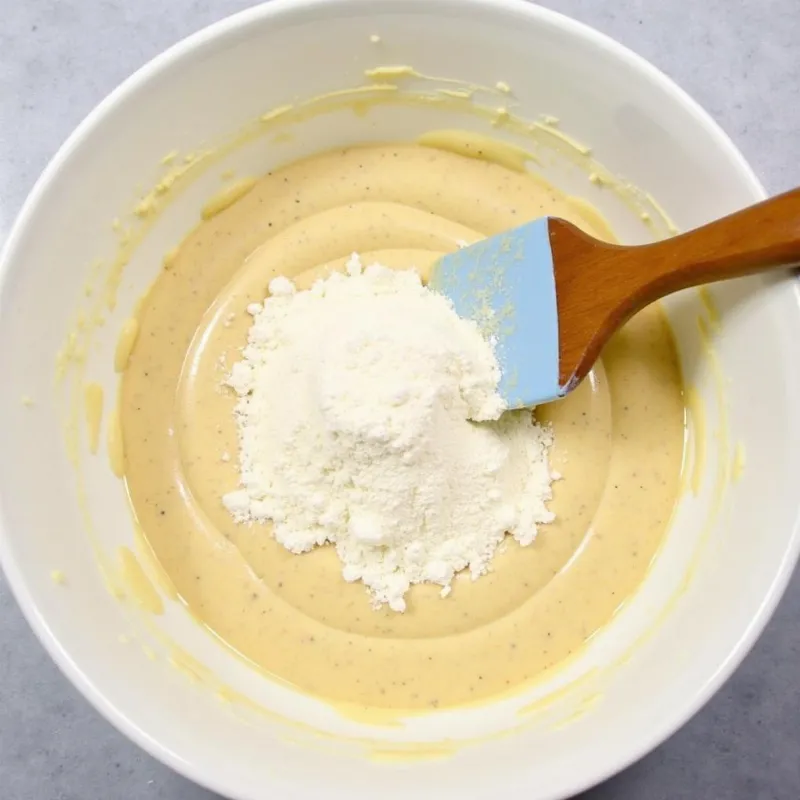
[1,1,799,798]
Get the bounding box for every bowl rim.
[0,1,796,798]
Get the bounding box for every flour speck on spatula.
[222,254,555,611]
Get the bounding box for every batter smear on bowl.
[121,143,685,710]
[222,255,555,612]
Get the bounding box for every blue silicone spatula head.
[430,218,562,409]
[431,189,800,410]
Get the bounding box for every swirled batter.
[122,144,684,710]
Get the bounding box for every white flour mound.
[223,254,555,611]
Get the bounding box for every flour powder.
[223,254,555,611]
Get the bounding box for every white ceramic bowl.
[2,1,799,798]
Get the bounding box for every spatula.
[430,188,800,408]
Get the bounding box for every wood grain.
[549,187,800,389]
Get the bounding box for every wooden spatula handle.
[551,187,800,391]
[629,186,800,304]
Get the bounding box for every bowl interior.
[1,1,799,798]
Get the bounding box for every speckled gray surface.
[0,1,798,798]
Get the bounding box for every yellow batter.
[121,143,684,711]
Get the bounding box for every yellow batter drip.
[83,382,104,455]
[121,144,684,711]
[114,318,140,373]
[201,177,257,220]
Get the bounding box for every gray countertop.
[1,1,798,798]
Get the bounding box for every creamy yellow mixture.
[121,143,684,711]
